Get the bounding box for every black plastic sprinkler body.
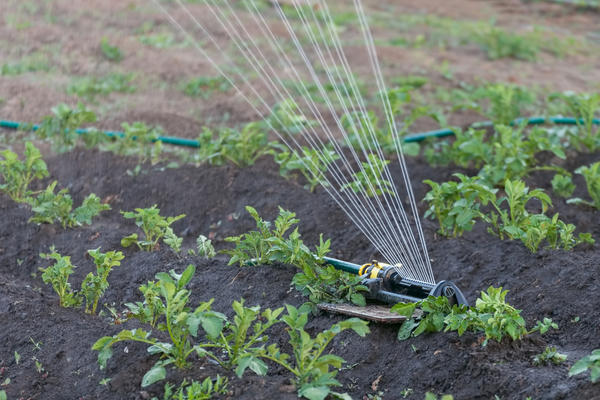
[323,256,469,306]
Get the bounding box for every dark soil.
[1,146,599,400]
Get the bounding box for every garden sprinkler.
[323,257,469,306]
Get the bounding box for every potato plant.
[394,286,556,346]
[36,103,100,153]
[260,305,369,400]
[40,248,120,313]
[342,154,394,198]
[195,122,273,167]
[121,205,185,251]
[569,161,600,209]
[99,38,123,62]
[81,249,124,314]
[569,349,600,383]
[94,265,227,387]
[0,142,48,202]
[105,121,163,166]
[27,181,110,228]
[272,143,339,192]
[425,123,566,186]
[553,92,600,151]
[423,175,594,252]
[39,248,80,308]
[224,206,367,307]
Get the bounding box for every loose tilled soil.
[0,146,599,400]
[1,0,600,398]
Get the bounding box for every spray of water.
[151,0,435,284]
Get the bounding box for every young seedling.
[28,182,110,228]
[0,142,49,202]
[260,305,370,400]
[67,73,136,102]
[181,76,231,99]
[121,205,185,251]
[532,346,567,366]
[81,249,124,314]
[39,248,80,308]
[188,234,216,258]
[99,38,124,62]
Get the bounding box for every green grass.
[67,73,136,101]
[1,53,51,76]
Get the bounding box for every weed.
[569,162,600,209]
[181,76,231,99]
[533,346,567,366]
[67,73,136,101]
[272,143,339,192]
[342,154,394,197]
[261,305,369,400]
[569,349,600,383]
[1,52,50,76]
[474,27,539,61]
[14,351,20,365]
[36,103,100,153]
[121,205,185,251]
[28,181,110,228]
[139,32,175,49]
[81,249,124,314]
[39,248,80,308]
[0,142,49,202]
[100,38,124,62]
[162,376,229,399]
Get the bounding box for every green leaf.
[391,302,416,318]
[235,355,268,378]
[141,363,166,387]
[397,319,419,341]
[299,385,330,400]
[121,233,138,248]
[569,358,591,376]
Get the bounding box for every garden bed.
[1,146,598,400]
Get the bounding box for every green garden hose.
[0,116,598,147]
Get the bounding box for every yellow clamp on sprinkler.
[358,260,395,279]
